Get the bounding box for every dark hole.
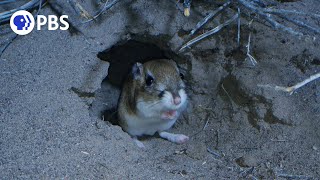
[94,38,186,126]
[311,58,320,65]
[97,40,169,88]
[102,107,119,126]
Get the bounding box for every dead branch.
[0,0,44,57]
[277,173,312,179]
[237,0,303,37]
[207,147,222,158]
[246,20,257,66]
[190,1,232,35]
[237,7,241,46]
[0,0,46,24]
[0,0,17,5]
[202,118,209,130]
[35,0,44,17]
[183,0,192,17]
[262,8,320,19]
[277,15,320,34]
[0,34,17,58]
[246,32,257,66]
[238,0,320,36]
[68,0,93,20]
[179,13,239,52]
[258,72,320,94]
[180,0,320,52]
[82,0,119,23]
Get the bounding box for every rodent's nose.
[173,96,181,105]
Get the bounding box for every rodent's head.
[131,59,187,117]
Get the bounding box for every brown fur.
[118,59,183,131]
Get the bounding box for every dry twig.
[183,0,192,17]
[246,32,257,65]
[179,13,239,52]
[0,0,45,58]
[237,0,304,37]
[207,147,221,158]
[180,0,320,52]
[258,72,320,95]
[190,1,232,35]
[0,0,45,23]
[238,0,320,36]
[246,20,257,66]
[262,8,320,19]
[237,7,241,46]
[277,15,320,35]
[82,0,119,23]
[0,34,17,58]
[277,173,312,179]
[0,0,17,5]
[68,0,93,20]
[202,118,209,130]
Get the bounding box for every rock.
[235,155,259,167]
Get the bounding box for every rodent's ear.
[131,62,143,80]
[167,59,179,71]
[167,59,177,66]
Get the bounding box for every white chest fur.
[125,113,179,136]
[124,89,187,136]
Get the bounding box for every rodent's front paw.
[159,132,189,144]
[133,137,146,149]
[174,134,189,144]
[135,141,146,149]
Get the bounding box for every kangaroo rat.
[118,59,189,148]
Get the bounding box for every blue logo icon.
[13,15,32,30]
[10,10,35,35]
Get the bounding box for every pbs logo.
[10,10,35,35]
[10,10,69,35]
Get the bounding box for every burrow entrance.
[88,35,287,131]
[89,35,190,125]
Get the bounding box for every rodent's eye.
[180,73,185,80]
[145,75,154,86]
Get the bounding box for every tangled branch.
[179,0,320,51]
[81,0,120,23]
[179,12,239,52]
[0,0,45,58]
[0,0,45,24]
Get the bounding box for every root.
[246,20,257,66]
[258,72,320,94]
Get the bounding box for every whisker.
[155,89,163,92]
[136,99,160,107]
[147,101,162,108]
[136,101,161,109]
[136,100,145,103]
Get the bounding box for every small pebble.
[312,145,318,151]
[235,155,259,167]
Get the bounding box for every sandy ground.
[0,0,319,179]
